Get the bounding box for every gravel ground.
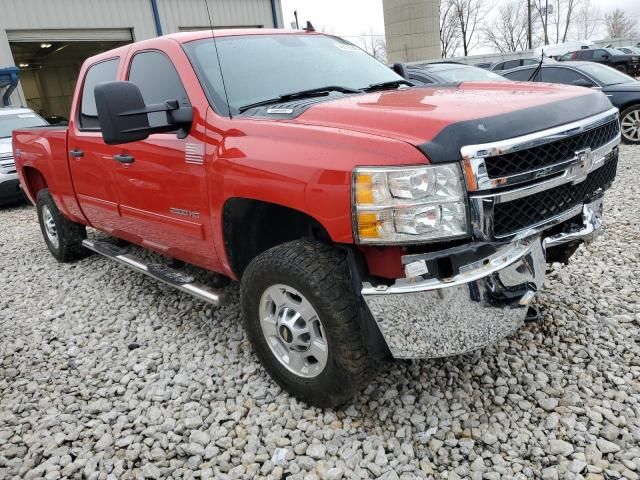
[1,146,639,480]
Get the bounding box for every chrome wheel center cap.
[259,284,329,378]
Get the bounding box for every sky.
[280,0,640,50]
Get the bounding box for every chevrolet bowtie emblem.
[572,148,594,184]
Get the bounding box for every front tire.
[240,239,376,407]
[620,105,640,144]
[36,189,89,262]
[615,64,627,73]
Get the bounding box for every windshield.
[185,34,401,114]
[606,48,626,55]
[430,65,508,82]
[0,111,47,138]
[578,63,636,85]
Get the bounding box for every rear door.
[112,46,215,269]
[68,58,123,232]
[593,49,611,66]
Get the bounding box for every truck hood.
[295,82,613,162]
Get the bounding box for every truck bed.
[13,126,87,224]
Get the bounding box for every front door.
[68,58,123,233]
[111,50,214,269]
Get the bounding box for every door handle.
[69,149,84,158]
[114,154,135,164]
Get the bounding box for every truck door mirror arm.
[95,81,193,145]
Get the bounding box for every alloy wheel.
[42,205,59,249]
[259,284,328,378]
[621,109,640,142]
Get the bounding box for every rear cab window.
[79,58,119,130]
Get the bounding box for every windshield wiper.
[363,79,415,92]
[238,86,362,113]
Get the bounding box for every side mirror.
[95,81,193,145]
[602,54,609,59]
[95,81,150,145]
[392,62,410,80]
[572,79,594,88]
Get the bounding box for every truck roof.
[84,28,320,65]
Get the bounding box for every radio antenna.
[203,0,232,118]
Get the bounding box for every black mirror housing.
[392,63,410,80]
[571,79,594,88]
[95,81,151,145]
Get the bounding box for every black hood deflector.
[419,92,614,162]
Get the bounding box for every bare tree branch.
[604,8,638,39]
[483,0,529,53]
[574,0,600,40]
[440,0,461,58]
[359,28,388,63]
[451,0,486,56]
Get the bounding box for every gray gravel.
[1,145,639,480]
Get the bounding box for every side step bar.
[82,239,225,306]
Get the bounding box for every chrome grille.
[493,150,618,237]
[461,108,621,241]
[0,153,16,174]
[485,119,620,178]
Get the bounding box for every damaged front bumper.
[361,198,604,359]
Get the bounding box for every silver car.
[0,107,47,205]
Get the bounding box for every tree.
[451,0,485,56]
[440,0,461,58]
[359,29,387,63]
[604,8,638,39]
[574,0,600,40]
[534,0,581,45]
[484,0,529,52]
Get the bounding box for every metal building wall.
[157,0,282,32]
[382,0,440,63]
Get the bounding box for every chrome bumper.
[361,198,604,359]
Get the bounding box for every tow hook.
[525,306,541,323]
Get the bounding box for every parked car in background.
[566,48,640,75]
[408,62,509,84]
[0,107,47,205]
[474,62,492,69]
[502,62,640,144]
[488,57,555,72]
[618,46,640,55]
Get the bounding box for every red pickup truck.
[13,29,620,407]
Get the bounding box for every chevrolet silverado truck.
[13,30,620,407]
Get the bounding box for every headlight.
[353,164,468,244]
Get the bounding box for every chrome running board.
[82,239,225,306]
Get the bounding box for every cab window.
[79,58,119,130]
[128,51,190,128]
[539,67,589,85]
[502,67,537,81]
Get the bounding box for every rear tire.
[240,239,376,407]
[620,105,640,144]
[36,189,89,262]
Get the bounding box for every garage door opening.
[9,30,132,122]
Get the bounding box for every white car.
[0,107,47,205]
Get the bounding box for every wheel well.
[22,167,48,201]
[223,198,331,278]
[619,102,640,115]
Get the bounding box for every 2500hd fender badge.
[170,208,200,219]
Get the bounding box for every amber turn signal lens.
[356,173,374,204]
[357,212,380,239]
